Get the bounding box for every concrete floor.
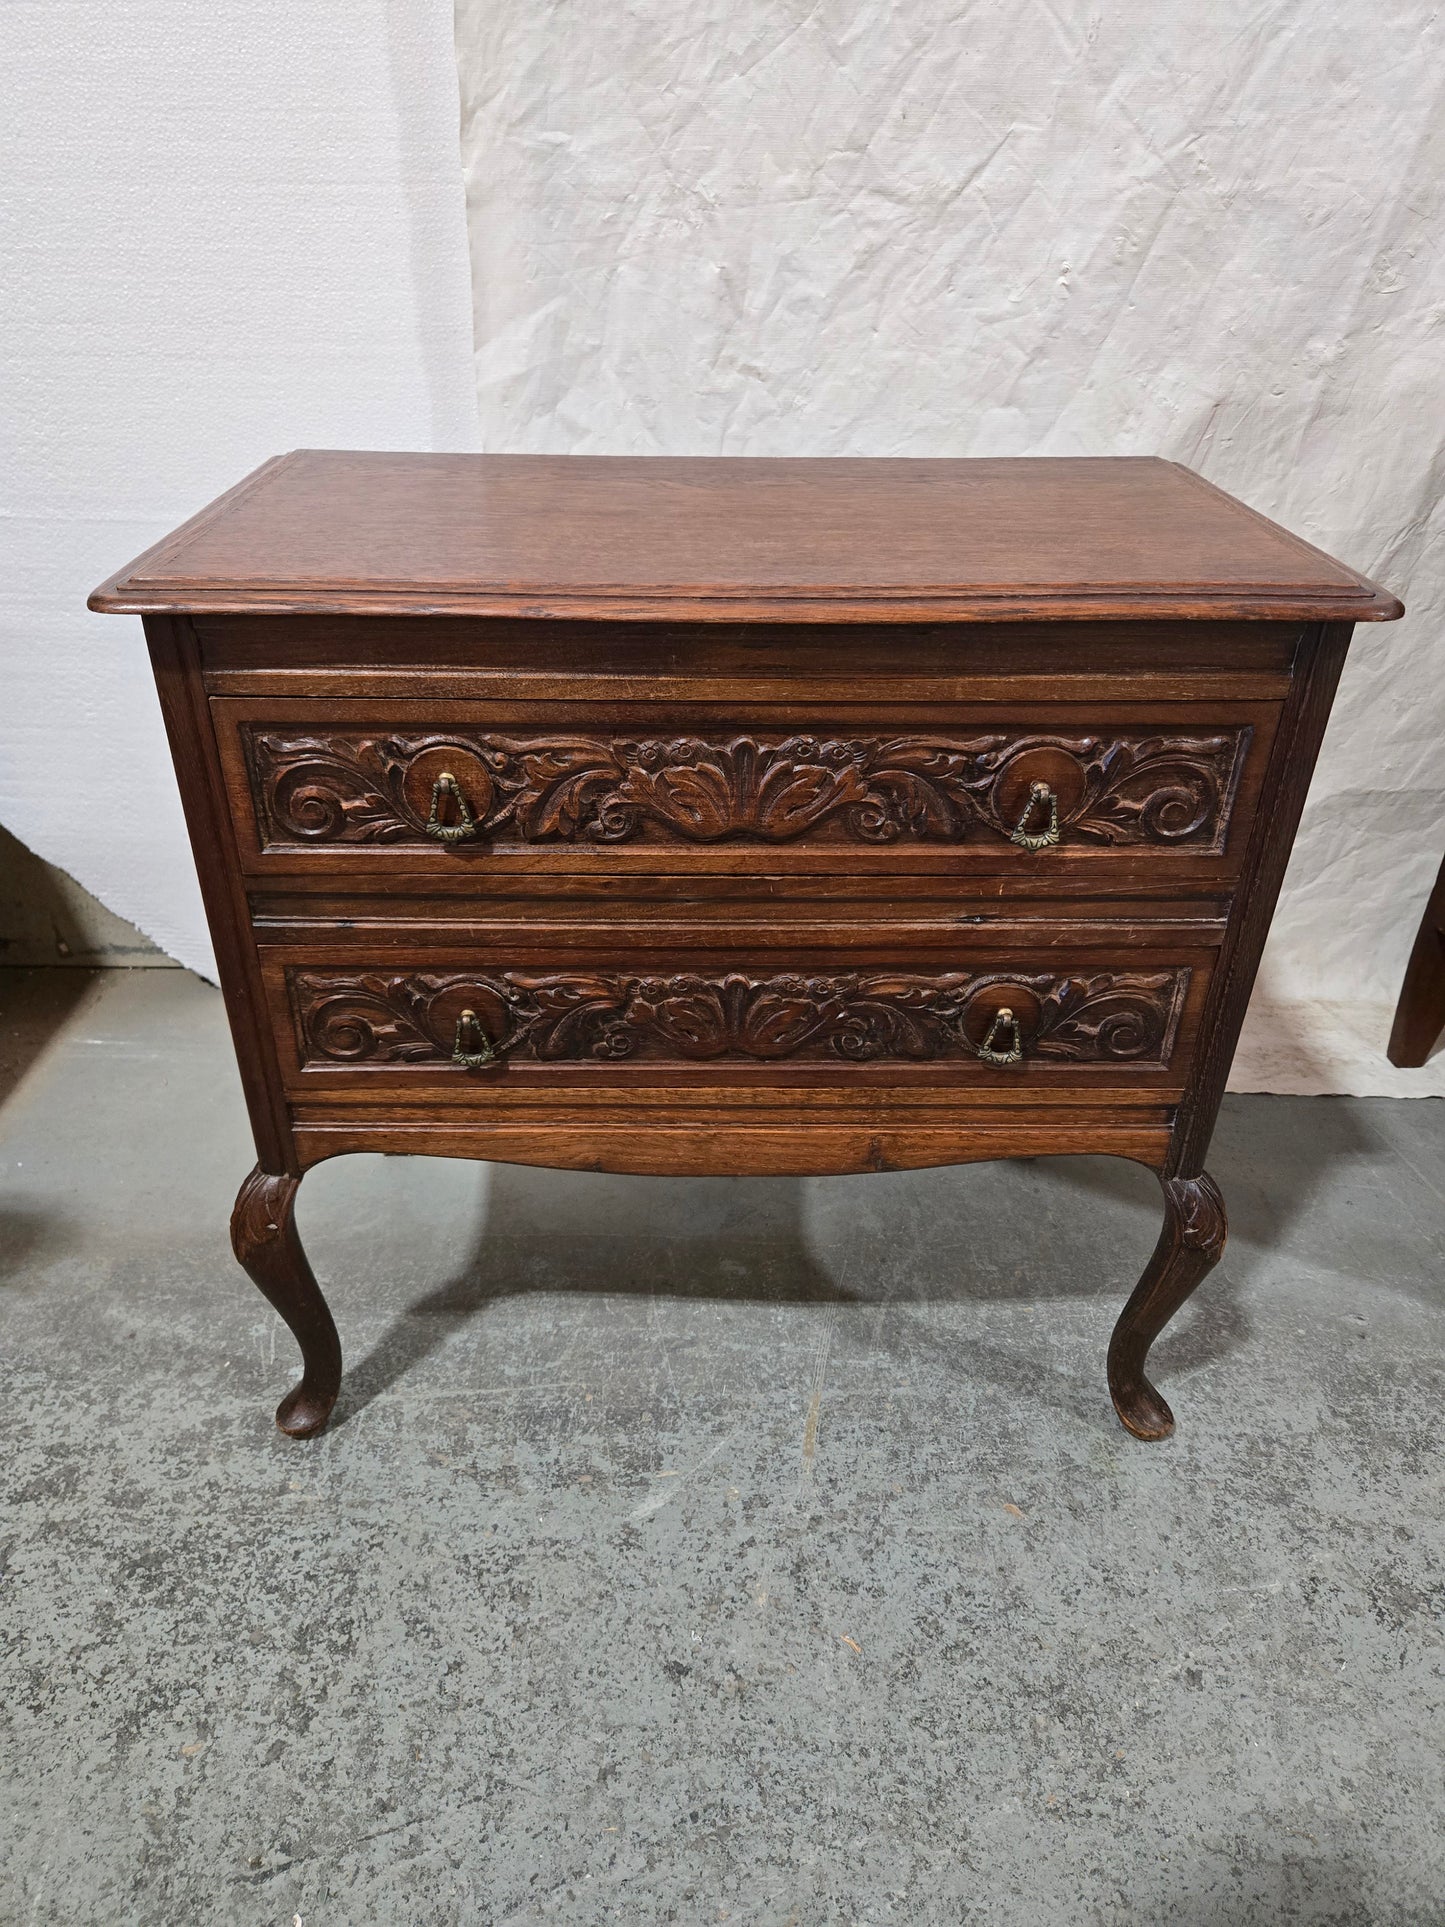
[2,969,1444,1926]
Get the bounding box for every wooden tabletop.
[89,451,1402,624]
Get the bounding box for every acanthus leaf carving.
[249,728,1244,851]
[290,966,1189,1071]
[1167,1172,1228,1259]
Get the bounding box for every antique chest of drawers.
[90,453,1402,1441]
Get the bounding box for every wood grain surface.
[91,453,1402,622]
[89,456,1403,1438]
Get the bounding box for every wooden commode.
[90,454,1402,1440]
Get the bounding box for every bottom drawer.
[258,941,1214,1097]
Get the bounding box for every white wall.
[2,0,478,979]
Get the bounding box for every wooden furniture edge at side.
[1388,851,1445,1067]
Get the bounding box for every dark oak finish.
[230,1166,341,1438]
[90,454,1402,1441]
[210,695,1279,888]
[1387,852,1445,1068]
[284,962,1190,1072]
[239,721,1248,854]
[91,452,1400,623]
[1107,1172,1227,1440]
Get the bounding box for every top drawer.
[211,696,1277,882]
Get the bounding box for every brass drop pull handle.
[976,1005,1024,1066]
[1008,780,1060,851]
[452,1008,499,1069]
[425,771,478,843]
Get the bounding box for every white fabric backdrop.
[454,0,1445,1093]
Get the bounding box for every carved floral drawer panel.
[258,943,1213,1093]
[211,698,1276,877]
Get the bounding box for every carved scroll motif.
[248,728,1244,850]
[290,967,1190,1070]
[1167,1171,1228,1260]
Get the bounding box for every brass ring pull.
[1008,780,1060,851]
[425,771,478,843]
[976,1005,1024,1067]
[452,1008,499,1070]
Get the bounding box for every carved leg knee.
[1107,1171,1226,1441]
[231,1166,342,1438]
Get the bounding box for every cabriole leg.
[230,1165,341,1438]
[1107,1171,1226,1441]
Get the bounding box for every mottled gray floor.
[2,969,1444,1926]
